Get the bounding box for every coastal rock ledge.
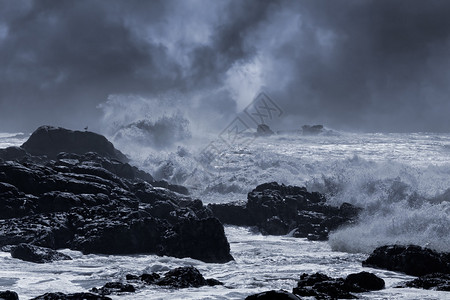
[0,126,233,263]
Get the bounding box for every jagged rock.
[0,290,19,300]
[90,282,135,295]
[362,245,450,276]
[396,273,450,291]
[209,182,360,239]
[156,266,222,288]
[10,243,72,263]
[30,292,111,300]
[246,290,301,300]
[0,149,232,264]
[22,126,128,162]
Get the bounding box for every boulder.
[22,126,128,162]
[396,273,450,291]
[362,245,450,276]
[10,243,72,263]
[0,290,19,300]
[302,125,324,135]
[246,290,301,300]
[344,271,385,291]
[30,292,111,300]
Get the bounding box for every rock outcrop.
[21,126,128,162]
[209,182,361,240]
[362,245,450,276]
[256,124,274,136]
[0,127,233,264]
[31,292,111,300]
[245,290,301,300]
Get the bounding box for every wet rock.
[0,126,233,263]
[156,266,222,288]
[209,182,360,239]
[0,290,19,300]
[30,292,111,300]
[246,290,301,300]
[396,273,450,291]
[22,126,128,162]
[10,243,72,263]
[344,271,385,291]
[362,245,450,276]
[90,282,136,295]
[139,273,161,284]
[292,271,384,299]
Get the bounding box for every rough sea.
[1,130,449,299]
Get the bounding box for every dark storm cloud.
[1,0,450,132]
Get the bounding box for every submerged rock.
[362,245,450,276]
[10,243,72,263]
[126,266,223,289]
[245,290,301,300]
[30,292,111,300]
[209,182,361,239]
[90,282,136,295]
[396,273,450,291]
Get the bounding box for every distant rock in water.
[301,124,324,135]
[256,124,274,136]
[22,126,128,162]
[362,245,450,276]
[30,292,111,300]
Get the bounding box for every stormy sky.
[1,0,450,133]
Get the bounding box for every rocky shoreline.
[1,126,449,299]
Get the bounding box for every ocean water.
[1,131,449,299]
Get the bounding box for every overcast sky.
[1,0,450,133]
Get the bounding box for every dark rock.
[293,272,357,299]
[302,125,324,135]
[10,243,72,263]
[0,127,233,263]
[30,292,111,300]
[246,290,301,300]
[163,218,234,263]
[0,290,19,300]
[362,245,450,276]
[209,182,360,240]
[206,278,224,286]
[90,282,135,295]
[22,126,128,162]
[396,273,450,291]
[256,124,274,136]
[207,201,252,226]
[344,271,385,291]
[156,266,222,288]
[0,146,29,161]
[140,273,161,284]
